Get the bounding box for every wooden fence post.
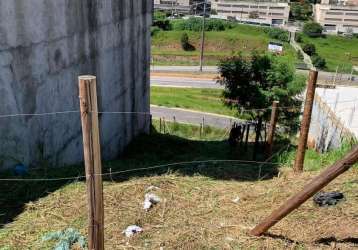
[266,101,279,157]
[244,124,250,152]
[294,70,318,173]
[250,144,358,236]
[253,116,263,160]
[78,75,104,250]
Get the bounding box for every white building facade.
[315,0,358,34]
[211,0,290,26]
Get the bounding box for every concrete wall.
[0,0,152,169]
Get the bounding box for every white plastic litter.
[143,193,161,210]
[123,225,143,238]
[145,185,160,192]
[232,196,240,204]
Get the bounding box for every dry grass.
[0,168,357,250]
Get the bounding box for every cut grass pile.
[1,170,357,249]
[151,86,237,117]
[1,122,357,249]
[300,34,358,73]
[152,24,298,66]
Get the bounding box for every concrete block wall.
[0,0,152,169]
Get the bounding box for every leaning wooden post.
[250,144,358,237]
[78,76,104,250]
[266,101,279,157]
[294,70,318,173]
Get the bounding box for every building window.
[326,12,343,15]
[270,12,284,16]
[325,18,342,21]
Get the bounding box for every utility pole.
[199,0,207,72]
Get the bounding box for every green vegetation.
[303,22,323,37]
[171,17,234,32]
[218,52,306,131]
[276,141,357,171]
[265,28,289,42]
[290,1,313,21]
[150,86,237,117]
[299,33,358,72]
[180,32,195,51]
[302,43,316,56]
[153,11,171,31]
[152,119,227,141]
[152,23,299,66]
[311,54,326,69]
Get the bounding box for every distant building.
[315,0,358,34]
[211,0,290,26]
[154,0,207,15]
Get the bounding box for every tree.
[218,52,306,143]
[290,2,313,21]
[302,43,316,56]
[312,55,326,69]
[303,22,323,37]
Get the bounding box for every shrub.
[151,26,161,36]
[266,28,289,42]
[303,22,323,37]
[312,55,326,69]
[153,11,171,31]
[302,43,316,56]
[295,33,303,43]
[180,32,195,51]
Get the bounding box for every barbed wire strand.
[0,159,282,182]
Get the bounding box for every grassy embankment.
[0,121,357,249]
[151,86,237,117]
[152,24,298,66]
[300,34,358,73]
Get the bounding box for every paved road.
[151,76,222,89]
[151,66,358,83]
[151,105,239,129]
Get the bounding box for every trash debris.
[232,196,240,204]
[42,228,87,250]
[313,191,344,207]
[143,193,161,210]
[145,185,160,192]
[123,225,143,238]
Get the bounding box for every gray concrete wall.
[0,0,152,169]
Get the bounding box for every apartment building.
[211,0,290,26]
[315,0,358,34]
[154,0,202,14]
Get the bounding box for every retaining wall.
[0,0,152,169]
